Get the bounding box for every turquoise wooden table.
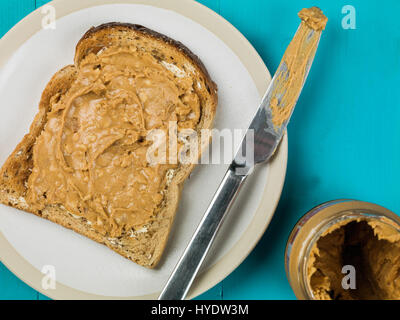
[1,0,400,300]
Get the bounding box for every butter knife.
[159,7,327,300]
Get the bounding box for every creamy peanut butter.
[27,46,201,237]
[308,218,400,300]
[270,7,327,127]
[298,7,328,31]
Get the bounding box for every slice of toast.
[0,23,217,268]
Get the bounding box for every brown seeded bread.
[0,23,218,268]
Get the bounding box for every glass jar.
[285,199,400,300]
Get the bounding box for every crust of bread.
[0,23,218,268]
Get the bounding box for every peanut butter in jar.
[285,200,400,300]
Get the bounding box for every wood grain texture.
[2,0,400,300]
[35,0,50,8]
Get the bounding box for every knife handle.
[158,166,247,300]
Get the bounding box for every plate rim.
[0,0,288,299]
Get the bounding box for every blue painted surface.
[0,0,399,300]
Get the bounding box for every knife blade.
[159,7,327,300]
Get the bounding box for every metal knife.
[159,8,326,300]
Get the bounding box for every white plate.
[0,0,287,299]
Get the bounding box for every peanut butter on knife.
[270,7,327,127]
